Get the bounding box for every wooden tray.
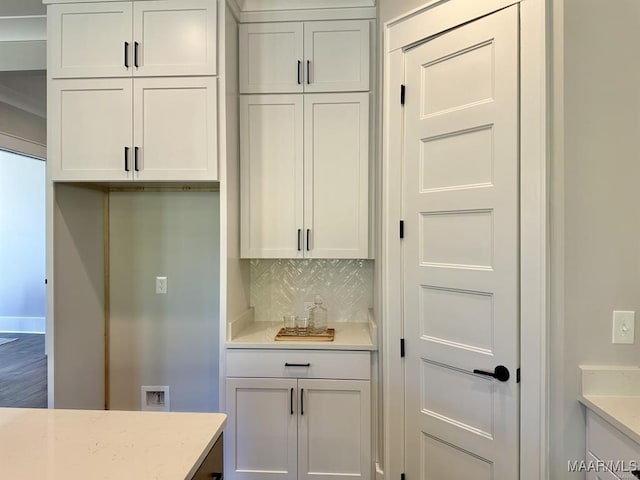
[274,327,335,342]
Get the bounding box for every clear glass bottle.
[310,295,328,334]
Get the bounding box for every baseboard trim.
[0,316,45,334]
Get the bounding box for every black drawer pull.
[297,60,301,84]
[297,229,301,251]
[306,229,310,251]
[285,362,310,367]
[300,388,304,415]
[306,60,310,84]
[134,41,140,68]
[124,42,129,68]
[290,387,294,415]
[134,146,140,171]
[124,146,130,172]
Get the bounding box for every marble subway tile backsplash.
[250,259,373,323]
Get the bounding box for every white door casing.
[403,6,519,480]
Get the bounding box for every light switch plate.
[155,276,167,294]
[612,310,635,344]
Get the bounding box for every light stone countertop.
[226,321,376,350]
[0,408,226,480]
[578,365,640,446]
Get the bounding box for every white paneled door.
[403,6,519,480]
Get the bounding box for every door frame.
[380,1,548,480]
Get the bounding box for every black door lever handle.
[473,365,510,382]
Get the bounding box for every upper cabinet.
[49,0,217,79]
[239,20,369,94]
[240,93,369,259]
[49,77,218,181]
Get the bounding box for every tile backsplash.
[250,259,373,323]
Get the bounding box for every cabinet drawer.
[588,411,640,470]
[226,349,370,380]
[585,453,621,480]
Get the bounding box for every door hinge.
[400,338,405,358]
[399,220,404,239]
[516,368,521,383]
[400,84,406,105]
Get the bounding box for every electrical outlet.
[141,386,170,411]
[155,276,167,294]
[612,311,635,344]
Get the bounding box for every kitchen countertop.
[226,321,376,350]
[578,365,640,446]
[0,408,226,480]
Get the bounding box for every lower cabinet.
[192,433,224,480]
[225,350,371,480]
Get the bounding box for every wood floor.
[0,333,47,408]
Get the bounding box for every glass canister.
[310,295,328,334]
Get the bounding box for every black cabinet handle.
[306,229,310,251]
[297,229,302,251]
[473,365,510,382]
[290,387,294,415]
[124,42,129,68]
[297,60,301,84]
[300,388,304,415]
[134,41,140,68]
[306,60,310,84]
[124,146,130,172]
[285,363,310,367]
[134,146,140,171]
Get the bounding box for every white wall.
[0,150,45,333]
[549,1,640,478]
[109,191,220,413]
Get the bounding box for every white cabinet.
[49,77,218,181]
[586,410,640,480]
[49,0,217,79]
[239,20,369,94]
[225,350,371,480]
[240,93,369,258]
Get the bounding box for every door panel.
[239,23,304,94]
[225,378,297,480]
[49,2,132,78]
[49,78,132,181]
[304,93,369,258]
[133,0,217,76]
[304,20,370,93]
[240,95,304,258]
[133,77,218,181]
[297,379,370,480]
[403,6,519,479]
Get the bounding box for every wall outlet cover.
[141,385,170,411]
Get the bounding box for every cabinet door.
[297,379,371,480]
[239,23,304,94]
[133,0,217,76]
[304,93,369,258]
[225,378,297,480]
[133,77,218,181]
[49,2,133,79]
[240,95,304,258]
[303,20,370,93]
[49,78,132,181]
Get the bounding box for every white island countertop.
[0,408,226,480]
[226,321,376,350]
